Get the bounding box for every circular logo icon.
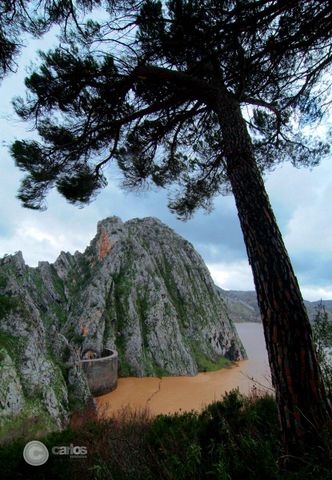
[23,440,49,466]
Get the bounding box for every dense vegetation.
[1,390,331,480]
[312,302,332,402]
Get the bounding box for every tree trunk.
[213,89,332,460]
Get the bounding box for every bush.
[0,390,331,480]
[312,302,332,401]
[0,295,19,319]
[198,390,280,480]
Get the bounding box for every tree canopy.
[0,0,106,81]
[10,0,332,212]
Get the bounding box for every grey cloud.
[0,36,331,296]
[291,253,332,286]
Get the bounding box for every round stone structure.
[79,349,118,396]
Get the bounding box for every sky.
[0,35,331,302]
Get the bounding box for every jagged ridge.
[0,216,246,437]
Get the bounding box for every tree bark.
[213,89,332,459]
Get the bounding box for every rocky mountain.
[0,217,246,439]
[218,288,332,323]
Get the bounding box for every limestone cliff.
[0,216,246,437]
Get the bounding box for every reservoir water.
[96,322,272,417]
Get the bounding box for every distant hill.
[217,288,332,323]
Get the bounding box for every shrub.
[312,302,332,401]
[0,390,331,480]
[0,295,19,319]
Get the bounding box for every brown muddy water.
[96,322,273,417]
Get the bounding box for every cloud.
[1,134,332,302]
[207,260,255,291]
[0,206,98,266]
[300,285,332,302]
[290,253,332,285]
[284,181,332,253]
[266,160,332,248]
[207,261,332,301]
[0,34,332,299]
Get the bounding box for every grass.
[190,340,233,372]
[1,389,331,480]
[195,353,232,372]
[0,333,17,355]
[0,295,20,320]
[0,399,58,447]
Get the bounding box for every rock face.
[0,254,72,442]
[0,216,246,436]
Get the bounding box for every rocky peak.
[62,217,247,376]
[0,216,246,437]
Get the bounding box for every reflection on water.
[96,322,272,417]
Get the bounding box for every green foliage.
[2,390,331,480]
[0,0,101,81]
[50,303,67,326]
[147,411,203,480]
[0,333,26,372]
[0,332,16,353]
[313,302,332,348]
[190,340,231,372]
[68,333,84,347]
[147,390,279,480]
[153,366,169,377]
[198,353,231,372]
[312,302,332,401]
[112,264,137,377]
[157,253,187,323]
[198,391,280,480]
[50,266,65,297]
[8,1,331,214]
[57,164,107,205]
[66,255,93,298]
[117,357,132,377]
[0,273,8,289]
[28,268,44,292]
[0,398,59,448]
[0,294,19,319]
[136,287,150,348]
[0,426,75,479]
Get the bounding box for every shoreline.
[96,323,272,417]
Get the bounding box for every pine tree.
[0,0,100,81]
[10,0,332,461]
[312,302,332,401]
